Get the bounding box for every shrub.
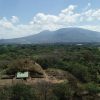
[85,83,100,94]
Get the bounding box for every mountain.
[0,28,100,44]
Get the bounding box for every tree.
[53,82,75,100]
[11,83,37,100]
[35,80,52,100]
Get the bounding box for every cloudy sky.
[0,0,100,39]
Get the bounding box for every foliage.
[0,44,100,83]
[0,44,100,100]
[85,83,100,94]
[0,83,37,100]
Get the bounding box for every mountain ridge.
[0,27,100,44]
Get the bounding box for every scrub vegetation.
[0,44,100,100]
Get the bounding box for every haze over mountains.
[0,28,100,44]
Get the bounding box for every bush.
[53,82,75,100]
[66,62,91,82]
[0,84,37,100]
[85,83,100,94]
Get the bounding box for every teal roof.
[16,72,29,78]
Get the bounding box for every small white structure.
[16,72,29,79]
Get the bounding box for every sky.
[0,0,100,39]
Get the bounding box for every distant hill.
[0,28,100,44]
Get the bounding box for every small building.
[16,72,29,80]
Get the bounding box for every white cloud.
[0,5,100,39]
[61,5,76,15]
[83,2,91,11]
[0,17,14,29]
[30,5,80,31]
[11,16,19,23]
[79,25,100,32]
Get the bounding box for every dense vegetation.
[0,44,100,100]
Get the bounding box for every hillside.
[0,28,100,44]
